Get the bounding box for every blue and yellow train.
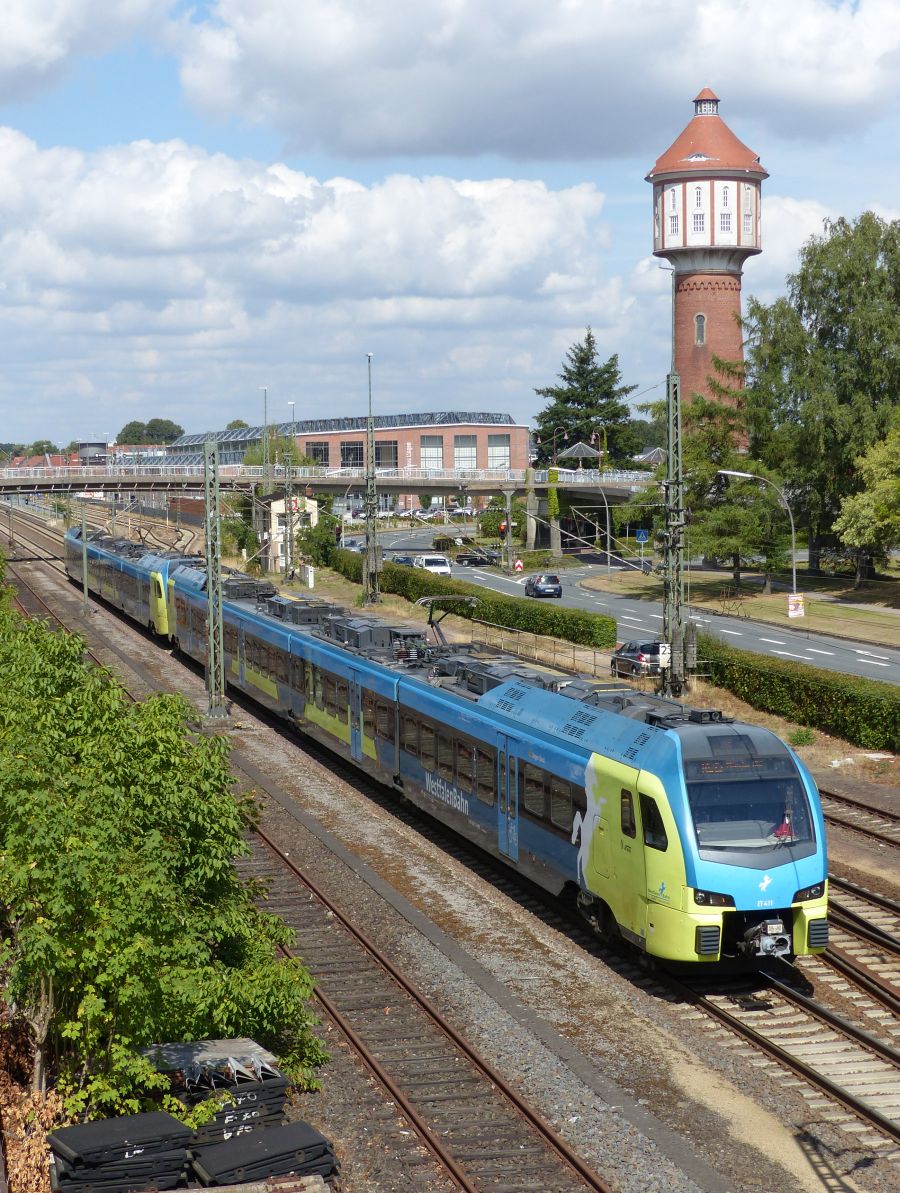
[65,527,828,964]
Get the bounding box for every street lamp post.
[259,386,270,490]
[363,353,380,603]
[718,470,797,595]
[551,426,568,466]
[534,427,568,466]
[590,427,608,472]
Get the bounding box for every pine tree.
[533,329,639,465]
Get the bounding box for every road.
[370,524,900,687]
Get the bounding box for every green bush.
[330,552,616,648]
[699,632,900,751]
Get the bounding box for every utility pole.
[501,488,515,573]
[81,503,89,614]
[284,401,296,578]
[363,353,380,603]
[203,438,228,719]
[661,369,686,696]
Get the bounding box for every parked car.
[390,553,416,567]
[610,640,664,678]
[524,573,562,598]
[413,553,452,576]
[455,548,501,566]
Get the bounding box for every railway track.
[819,788,900,850]
[3,549,615,1193]
[6,517,900,1169]
[244,829,613,1193]
[675,968,900,1151]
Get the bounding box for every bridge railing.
[1,463,653,489]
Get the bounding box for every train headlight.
[792,882,825,902]
[693,889,735,907]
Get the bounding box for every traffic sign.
[635,528,650,544]
[514,558,524,572]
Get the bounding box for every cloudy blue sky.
[1,0,899,445]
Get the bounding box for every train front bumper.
[644,896,829,962]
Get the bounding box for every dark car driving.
[455,548,501,566]
[389,553,416,567]
[524,573,562,598]
[610,640,664,678]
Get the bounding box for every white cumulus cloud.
[0,0,169,102]
[0,128,629,441]
[171,0,900,158]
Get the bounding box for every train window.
[420,722,436,770]
[276,648,289,684]
[522,764,546,819]
[640,794,668,851]
[455,740,475,793]
[621,789,636,839]
[363,691,376,737]
[498,752,507,814]
[337,681,349,720]
[437,734,454,781]
[376,701,394,739]
[476,747,496,805]
[291,657,304,692]
[323,676,336,716]
[550,776,572,831]
[314,667,324,710]
[402,714,418,756]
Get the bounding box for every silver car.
[610,640,663,678]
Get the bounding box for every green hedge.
[699,632,900,751]
[331,550,616,648]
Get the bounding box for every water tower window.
[693,213,705,234]
[695,314,706,346]
[720,212,732,233]
[743,211,753,236]
[669,188,677,211]
[722,186,729,208]
[695,187,702,208]
[669,214,679,236]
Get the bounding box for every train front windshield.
[680,728,817,869]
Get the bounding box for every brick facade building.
[646,88,767,404]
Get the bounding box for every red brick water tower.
[646,89,767,403]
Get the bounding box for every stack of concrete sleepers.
[48,1112,192,1193]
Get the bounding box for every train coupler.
[740,916,791,959]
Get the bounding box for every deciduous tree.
[743,212,900,575]
[833,409,900,569]
[0,596,325,1117]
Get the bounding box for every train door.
[613,782,647,947]
[497,736,519,862]
[349,670,362,762]
[166,579,177,643]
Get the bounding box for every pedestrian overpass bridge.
[0,464,652,504]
